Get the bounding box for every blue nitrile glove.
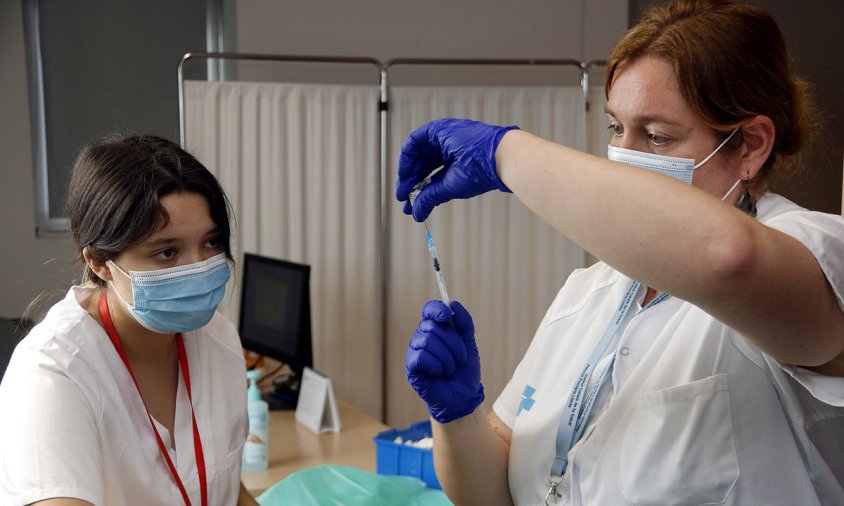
[405,300,485,424]
[396,118,520,222]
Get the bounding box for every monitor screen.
[238,253,312,377]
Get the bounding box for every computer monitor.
[239,253,312,408]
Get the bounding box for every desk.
[241,399,389,496]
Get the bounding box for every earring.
[735,177,757,217]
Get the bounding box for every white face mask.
[607,129,739,186]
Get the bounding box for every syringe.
[409,181,452,309]
[424,227,451,308]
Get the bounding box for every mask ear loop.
[735,170,758,217]
[720,178,743,201]
[694,128,739,169]
[106,260,136,310]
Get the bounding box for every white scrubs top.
[494,193,844,505]
[0,286,248,506]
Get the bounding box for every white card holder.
[295,367,341,434]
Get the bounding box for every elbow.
[707,223,758,289]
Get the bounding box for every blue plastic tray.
[373,420,441,489]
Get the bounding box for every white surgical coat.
[0,286,248,506]
[494,193,844,505]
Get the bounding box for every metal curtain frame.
[177,53,607,421]
[177,52,384,145]
[384,57,607,110]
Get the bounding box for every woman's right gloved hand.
[405,300,485,424]
[395,118,519,222]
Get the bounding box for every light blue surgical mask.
[607,129,739,185]
[108,253,231,333]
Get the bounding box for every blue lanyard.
[545,280,667,503]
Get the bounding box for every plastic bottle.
[242,369,269,471]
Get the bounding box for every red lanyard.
[99,293,208,506]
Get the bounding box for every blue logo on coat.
[517,385,536,416]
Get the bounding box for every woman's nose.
[614,136,647,152]
[181,250,210,266]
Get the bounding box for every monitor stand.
[263,373,300,410]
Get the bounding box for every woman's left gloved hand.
[405,300,485,424]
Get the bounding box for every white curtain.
[183,80,383,417]
[182,79,609,426]
[386,85,595,427]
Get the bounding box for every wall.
[0,0,75,320]
[230,0,624,86]
[235,0,623,61]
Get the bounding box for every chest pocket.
[620,374,740,506]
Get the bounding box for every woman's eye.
[607,124,623,137]
[155,249,176,260]
[205,237,223,249]
[647,132,670,146]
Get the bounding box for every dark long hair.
[65,134,235,286]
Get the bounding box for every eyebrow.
[144,237,178,247]
[603,106,684,127]
[143,227,220,247]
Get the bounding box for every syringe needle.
[425,226,451,308]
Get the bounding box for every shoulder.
[757,193,844,310]
[9,286,107,373]
[0,292,106,501]
[192,311,243,357]
[22,287,98,345]
[757,193,844,240]
[542,262,626,324]
[2,286,107,409]
[183,312,245,384]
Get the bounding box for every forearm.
[237,481,260,506]
[497,130,749,295]
[496,130,844,367]
[431,408,513,506]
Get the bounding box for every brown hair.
[65,134,234,286]
[605,0,814,187]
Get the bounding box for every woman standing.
[398,1,844,504]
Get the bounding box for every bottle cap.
[246,369,262,401]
